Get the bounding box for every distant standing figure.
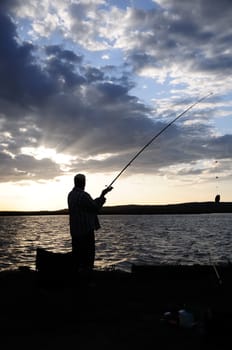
[215,194,220,203]
[68,173,112,272]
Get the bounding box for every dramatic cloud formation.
[0,0,231,209]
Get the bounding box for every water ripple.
[0,213,232,270]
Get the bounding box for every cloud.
[0,12,57,107]
[94,0,232,98]
[0,151,62,182]
[0,0,231,185]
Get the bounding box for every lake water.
[0,214,231,271]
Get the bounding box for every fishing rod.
[107,92,213,189]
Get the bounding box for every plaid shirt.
[68,187,105,238]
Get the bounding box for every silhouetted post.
[215,194,220,204]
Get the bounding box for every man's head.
[74,173,86,189]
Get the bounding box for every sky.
[0,0,232,211]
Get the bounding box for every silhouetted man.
[68,173,112,272]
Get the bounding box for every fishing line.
[201,227,223,287]
[107,92,213,188]
[209,251,223,285]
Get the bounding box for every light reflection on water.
[0,214,231,271]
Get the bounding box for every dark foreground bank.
[0,258,232,348]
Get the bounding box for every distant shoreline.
[1,201,232,216]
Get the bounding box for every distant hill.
[0,202,232,216]
[101,202,232,215]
